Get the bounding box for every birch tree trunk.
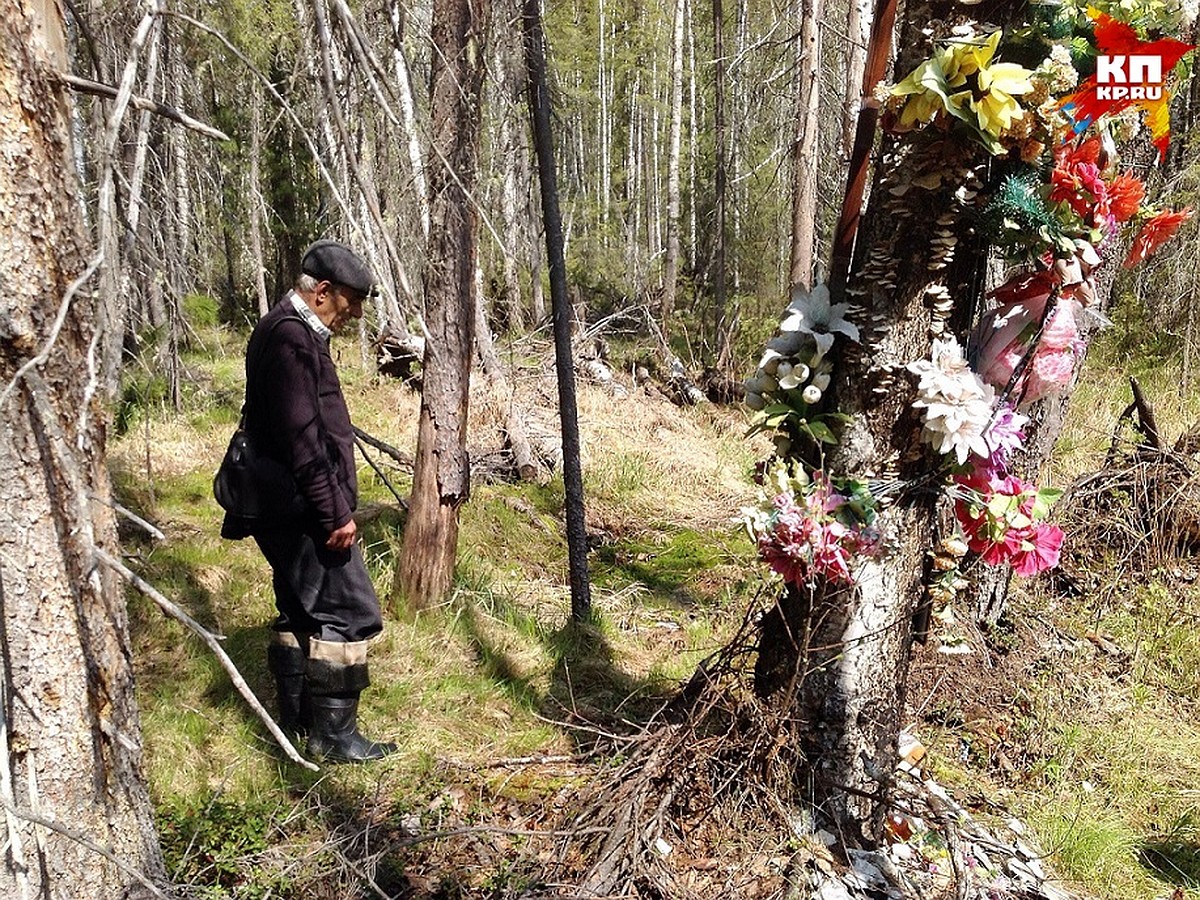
[788,0,821,290]
[661,0,685,323]
[841,0,872,159]
[396,0,490,609]
[0,4,165,896]
[757,0,1006,845]
[712,0,728,345]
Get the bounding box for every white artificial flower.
[778,282,860,357]
[908,336,997,463]
[907,336,987,404]
[802,385,822,404]
[759,348,785,374]
[916,391,995,463]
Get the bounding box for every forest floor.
[109,316,1200,900]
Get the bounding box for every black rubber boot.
[267,642,310,734]
[305,652,397,763]
[306,693,398,763]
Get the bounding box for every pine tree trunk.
[395,0,490,609]
[0,6,165,896]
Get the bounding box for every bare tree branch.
[93,548,320,772]
[57,73,230,141]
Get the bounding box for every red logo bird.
[1058,7,1195,160]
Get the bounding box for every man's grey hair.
[296,273,320,293]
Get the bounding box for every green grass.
[112,324,756,894]
[117,315,1200,898]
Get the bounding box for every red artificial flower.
[1054,137,1102,168]
[1010,523,1064,576]
[1123,207,1193,268]
[1050,161,1107,222]
[1107,173,1145,223]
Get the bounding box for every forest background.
[6,0,1200,898]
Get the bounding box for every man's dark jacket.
[222,298,357,538]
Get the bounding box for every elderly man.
[222,239,395,763]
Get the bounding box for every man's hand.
[326,518,357,551]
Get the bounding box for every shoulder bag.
[213,313,307,522]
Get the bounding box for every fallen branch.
[354,437,408,510]
[352,425,413,468]
[57,73,230,141]
[88,494,165,541]
[93,548,319,772]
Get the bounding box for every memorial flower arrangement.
[741,465,883,587]
[743,2,1192,591]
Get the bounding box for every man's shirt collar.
[288,291,332,341]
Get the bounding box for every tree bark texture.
[524,0,593,622]
[0,4,165,896]
[788,0,821,291]
[712,0,728,348]
[396,0,490,609]
[759,0,1017,845]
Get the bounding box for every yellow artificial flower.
[940,31,999,87]
[973,61,1035,137]
[893,58,948,127]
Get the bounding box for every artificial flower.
[908,336,999,463]
[1123,207,1193,267]
[953,473,1062,576]
[1010,523,1064,576]
[972,59,1035,137]
[981,404,1028,466]
[1107,173,1145,223]
[741,467,883,586]
[1026,347,1078,401]
[779,282,860,357]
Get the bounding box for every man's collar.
[288,291,332,340]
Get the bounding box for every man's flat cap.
[301,240,375,295]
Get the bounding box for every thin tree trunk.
[841,0,872,160]
[0,5,165,896]
[598,0,609,233]
[390,0,431,240]
[496,18,526,332]
[789,0,821,291]
[396,0,490,609]
[249,92,269,317]
[712,0,728,348]
[524,0,593,623]
[662,0,685,323]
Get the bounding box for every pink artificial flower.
[1010,523,1064,576]
[1040,299,1080,351]
[1022,347,1077,403]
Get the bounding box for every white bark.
[662,0,685,320]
